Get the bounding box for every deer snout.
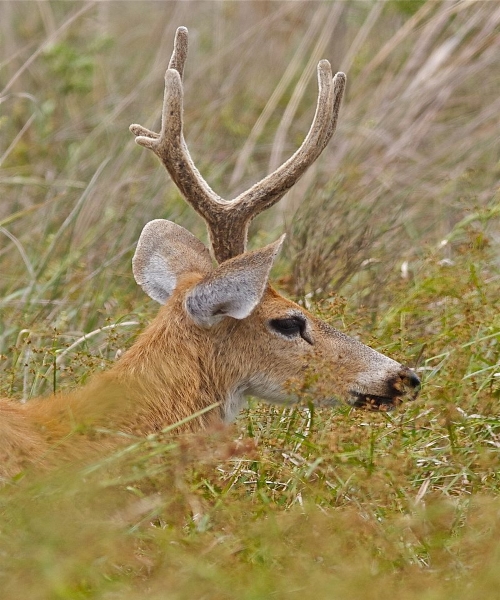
[350,364,421,412]
[405,369,421,393]
[390,367,421,399]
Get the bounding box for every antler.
[130,26,346,263]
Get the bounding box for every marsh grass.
[1,1,499,598]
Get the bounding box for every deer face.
[200,288,420,421]
[133,220,420,421]
[232,288,420,415]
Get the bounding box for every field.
[1,1,500,598]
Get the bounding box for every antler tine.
[129,26,188,140]
[324,71,346,147]
[129,27,224,225]
[234,61,345,220]
[168,26,188,79]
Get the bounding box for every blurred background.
[1,5,500,597]
[1,0,499,393]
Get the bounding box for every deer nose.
[389,367,421,399]
[405,370,421,389]
[400,368,421,396]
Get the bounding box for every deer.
[0,27,420,481]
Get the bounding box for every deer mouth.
[349,369,421,411]
[349,392,404,412]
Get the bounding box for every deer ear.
[133,220,213,304]
[185,235,285,327]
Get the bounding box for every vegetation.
[1,1,499,598]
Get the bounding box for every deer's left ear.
[133,220,213,304]
[185,235,285,328]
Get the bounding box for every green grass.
[1,1,500,598]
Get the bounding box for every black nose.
[407,370,421,389]
[403,369,421,392]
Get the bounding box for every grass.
[1,1,500,598]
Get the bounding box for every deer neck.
[110,299,231,432]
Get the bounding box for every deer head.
[128,27,420,421]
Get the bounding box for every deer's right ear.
[185,235,285,328]
[133,220,213,304]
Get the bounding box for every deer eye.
[268,316,312,344]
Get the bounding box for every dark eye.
[268,316,312,344]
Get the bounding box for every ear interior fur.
[185,235,285,327]
[133,220,213,304]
